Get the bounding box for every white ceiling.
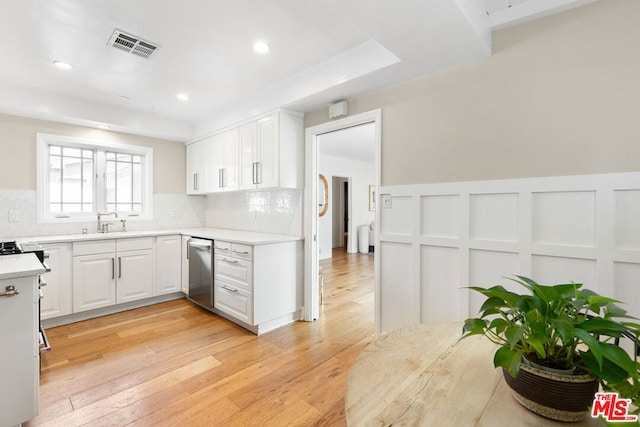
[0,0,596,143]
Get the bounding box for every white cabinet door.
[222,128,239,191]
[205,129,239,192]
[40,242,72,319]
[181,236,189,294]
[239,121,258,189]
[206,133,225,192]
[117,249,154,304]
[239,114,278,189]
[73,253,116,312]
[256,114,278,188]
[0,276,38,427]
[186,140,206,194]
[156,235,181,295]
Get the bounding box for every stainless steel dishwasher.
[187,238,214,310]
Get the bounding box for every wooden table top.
[345,322,604,426]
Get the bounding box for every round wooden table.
[345,322,604,426]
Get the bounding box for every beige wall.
[0,113,186,193]
[304,0,640,186]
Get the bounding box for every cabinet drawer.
[213,240,231,256]
[214,255,252,291]
[230,243,252,261]
[73,239,116,256]
[215,281,252,325]
[117,237,154,252]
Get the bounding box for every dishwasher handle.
[188,240,212,251]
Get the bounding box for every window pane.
[106,152,116,160]
[63,147,81,158]
[82,203,94,213]
[117,153,132,162]
[62,157,81,203]
[132,164,142,203]
[132,203,142,212]
[64,203,82,212]
[50,146,61,155]
[49,156,61,203]
[132,155,142,164]
[82,159,93,203]
[106,203,116,211]
[106,161,116,203]
[83,149,94,159]
[116,163,132,203]
[49,203,61,213]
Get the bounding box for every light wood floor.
[27,248,374,427]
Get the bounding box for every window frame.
[36,133,154,224]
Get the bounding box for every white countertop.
[180,228,303,245]
[0,253,46,280]
[18,228,303,246]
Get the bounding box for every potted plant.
[462,276,639,422]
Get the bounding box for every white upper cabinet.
[186,140,207,194]
[240,111,303,190]
[207,128,239,192]
[188,109,303,195]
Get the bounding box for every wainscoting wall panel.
[376,172,640,334]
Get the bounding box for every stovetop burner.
[0,240,21,255]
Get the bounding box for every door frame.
[303,109,381,323]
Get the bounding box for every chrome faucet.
[97,212,118,233]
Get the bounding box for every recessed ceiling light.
[253,41,269,54]
[97,124,110,130]
[176,93,189,102]
[53,60,73,70]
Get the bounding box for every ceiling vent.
[107,29,160,59]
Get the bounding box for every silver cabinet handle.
[222,285,238,293]
[214,246,229,251]
[118,257,122,279]
[231,249,249,255]
[0,285,20,297]
[112,258,115,279]
[223,258,238,264]
[255,161,262,184]
[222,168,227,188]
[218,168,223,188]
[252,162,257,184]
[194,173,199,191]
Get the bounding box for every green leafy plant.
[461,276,639,396]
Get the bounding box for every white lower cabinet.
[72,238,154,313]
[181,236,189,294]
[156,234,182,295]
[213,239,303,334]
[73,253,116,312]
[215,281,252,324]
[40,242,72,319]
[116,249,154,304]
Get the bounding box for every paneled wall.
[377,172,640,334]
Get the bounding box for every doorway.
[333,177,349,249]
[304,109,381,323]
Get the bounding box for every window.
[37,133,153,223]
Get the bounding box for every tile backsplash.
[0,190,206,239]
[0,188,303,239]
[205,189,303,236]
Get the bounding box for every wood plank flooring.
[27,249,374,427]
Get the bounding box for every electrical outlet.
[8,209,19,222]
[382,194,392,209]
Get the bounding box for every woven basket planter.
[502,362,599,422]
